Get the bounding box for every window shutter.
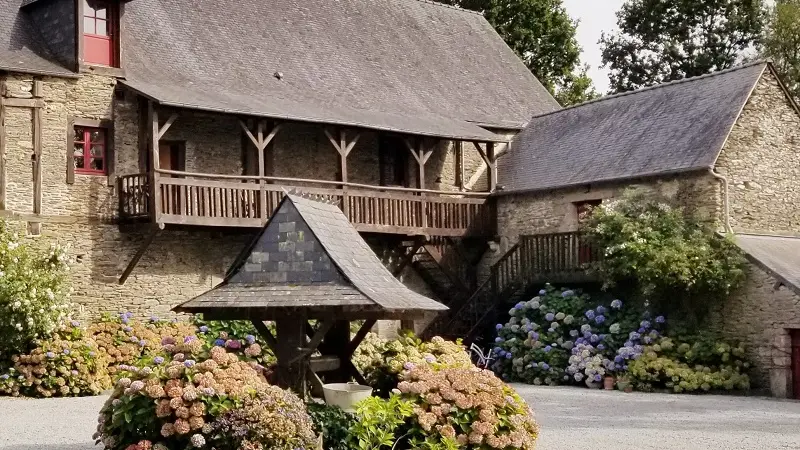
[66,119,75,184]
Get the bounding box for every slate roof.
[175,194,447,320]
[734,234,800,297]
[0,0,74,77]
[498,62,769,194]
[117,0,558,141]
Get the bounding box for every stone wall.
[714,70,800,234]
[714,263,800,397]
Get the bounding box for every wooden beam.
[346,319,377,358]
[455,141,464,191]
[393,241,422,276]
[252,320,279,353]
[0,98,45,108]
[118,226,159,285]
[324,128,342,153]
[486,142,497,192]
[240,119,260,148]
[472,141,491,167]
[344,133,361,157]
[31,95,43,235]
[0,78,6,210]
[157,113,178,140]
[288,320,334,365]
[149,102,162,224]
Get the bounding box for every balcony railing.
[118,171,495,237]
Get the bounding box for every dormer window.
[82,0,118,67]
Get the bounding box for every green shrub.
[583,189,746,319]
[350,395,415,450]
[627,337,750,393]
[0,221,72,359]
[306,403,356,450]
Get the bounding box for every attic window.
[82,0,118,67]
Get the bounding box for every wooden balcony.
[118,172,495,237]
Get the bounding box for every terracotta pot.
[624,385,634,393]
[603,376,615,390]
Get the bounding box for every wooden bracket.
[118,226,160,285]
[157,113,179,140]
[324,128,361,157]
[288,321,334,365]
[240,119,282,152]
[252,320,279,352]
[346,319,377,358]
[393,240,423,276]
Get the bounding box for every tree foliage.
[762,0,800,102]
[440,0,598,105]
[600,0,766,93]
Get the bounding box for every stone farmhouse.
[0,0,798,398]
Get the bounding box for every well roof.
[174,193,447,320]
[498,62,770,194]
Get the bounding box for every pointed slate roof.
[174,194,447,320]
[734,234,800,297]
[0,0,74,77]
[498,62,770,194]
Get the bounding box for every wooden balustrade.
[118,172,494,236]
[519,232,601,275]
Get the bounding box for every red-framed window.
[73,126,107,175]
[82,0,117,67]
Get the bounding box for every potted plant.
[603,374,615,390]
[585,374,603,389]
[616,375,633,393]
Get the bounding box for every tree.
[441,0,598,105]
[600,0,766,93]
[762,0,800,102]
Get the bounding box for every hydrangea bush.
[95,339,315,450]
[0,221,72,359]
[353,331,472,396]
[0,321,111,397]
[492,285,658,386]
[397,365,539,449]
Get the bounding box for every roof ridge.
[408,0,484,16]
[527,60,769,122]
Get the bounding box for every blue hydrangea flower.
[245,335,256,345]
[594,374,602,382]
[655,316,666,324]
[597,343,606,351]
[590,334,600,343]
[46,352,55,359]
[611,299,622,309]
[596,306,607,315]
[595,315,606,324]
[514,302,524,310]
[495,337,504,343]
[199,326,209,333]
[538,289,546,295]
[629,332,641,341]
[154,356,165,364]
[561,290,575,298]
[493,347,502,354]
[542,363,550,370]
[184,360,196,368]
[585,310,596,320]
[214,339,225,346]
[640,320,651,329]
[530,332,539,340]
[545,313,555,321]
[543,346,552,353]
[614,355,624,363]
[505,353,513,359]
[583,331,593,339]
[495,324,503,330]
[139,340,146,347]
[63,349,70,355]
[0,374,8,380]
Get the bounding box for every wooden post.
[404,139,434,229]
[275,315,308,395]
[486,142,497,192]
[455,141,464,191]
[0,77,6,211]
[30,80,43,235]
[149,102,161,224]
[324,129,360,217]
[240,119,281,223]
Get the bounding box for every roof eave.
[0,63,79,79]
[494,166,713,197]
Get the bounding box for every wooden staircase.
[421,232,600,343]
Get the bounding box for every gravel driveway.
[515,385,800,450]
[2,388,800,449]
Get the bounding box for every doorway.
[792,330,800,400]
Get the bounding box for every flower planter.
[616,380,633,393]
[603,376,615,390]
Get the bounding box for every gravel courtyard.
[1,387,800,449]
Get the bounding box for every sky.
[563,0,626,93]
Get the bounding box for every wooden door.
[792,330,800,400]
[576,200,602,264]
